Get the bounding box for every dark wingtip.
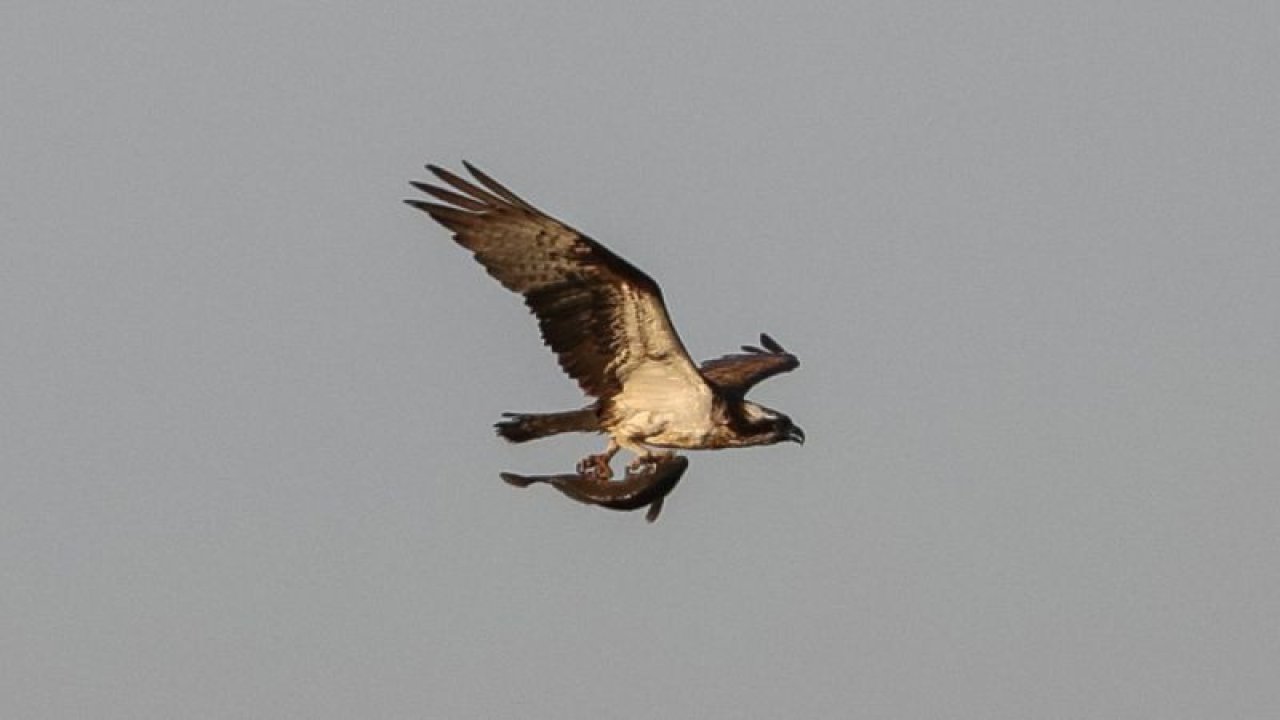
[459,160,535,210]
[759,333,784,353]
[425,163,461,184]
[404,199,455,220]
[740,334,786,355]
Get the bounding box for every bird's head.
[739,401,805,446]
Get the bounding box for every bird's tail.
[494,407,600,443]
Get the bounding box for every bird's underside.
[405,162,803,518]
[494,333,804,480]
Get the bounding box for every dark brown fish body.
[501,455,689,523]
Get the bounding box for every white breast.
[612,361,715,448]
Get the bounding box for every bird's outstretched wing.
[406,162,706,400]
[698,333,799,396]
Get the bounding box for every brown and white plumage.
[405,162,802,477]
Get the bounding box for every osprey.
[405,162,804,479]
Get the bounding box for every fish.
[500,455,690,523]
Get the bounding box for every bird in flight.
[405,162,803,482]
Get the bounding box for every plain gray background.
[3,3,1278,718]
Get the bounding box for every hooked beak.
[787,425,806,445]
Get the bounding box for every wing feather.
[461,160,538,211]
[408,181,489,212]
[699,333,799,396]
[425,164,510,208]
[406,163,706,400]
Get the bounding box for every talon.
[577,453,614,480]
[626,457,658,475]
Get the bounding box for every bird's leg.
[576,440,618,480]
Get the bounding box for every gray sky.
[3,3,1278,718]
